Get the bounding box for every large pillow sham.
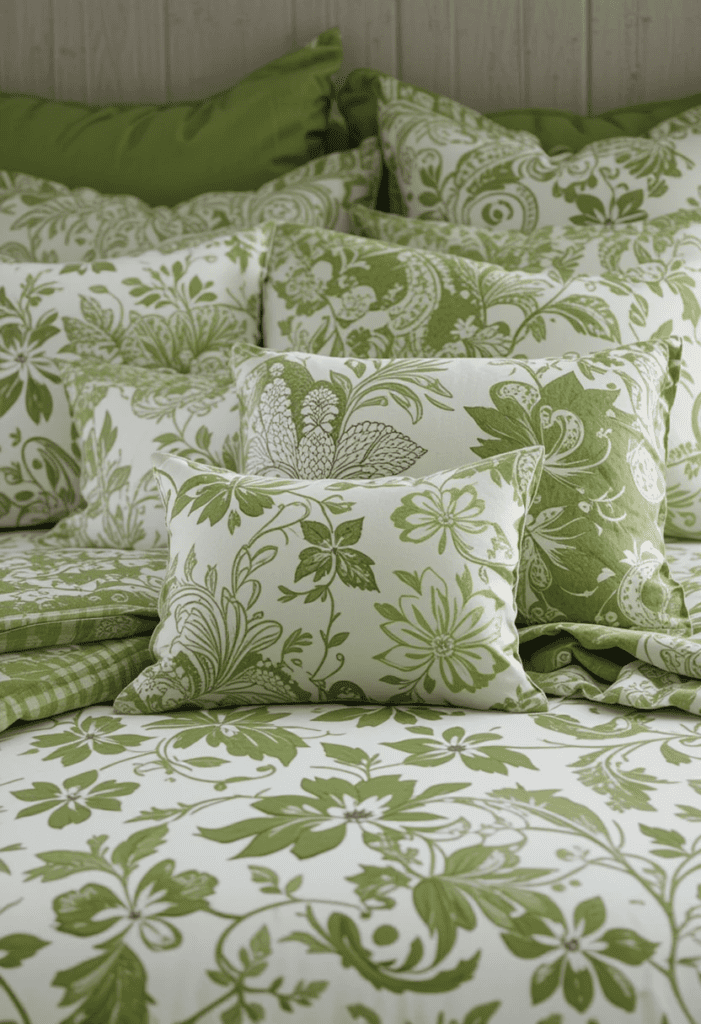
[114,447,547,713]
[0,30,342,206]
[262,222,701,540]
[40,361,240,550]
[232,340,688,632]
[0,548,164,654]
[0,226,270,529]
[338,67,701,158]
[373,72,701,228]
[0,139,381,263]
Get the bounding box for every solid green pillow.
[337,67,701,155]
[0,30,342,207]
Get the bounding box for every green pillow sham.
[232,340,688,633]
[0,30,342,207]
[373,72,701,228]
[262,222,701,540]
[0,225,271,529]
[0,139,381,263]
[337,67,701,155]
[114,446,547,713]
[0,547,165,654]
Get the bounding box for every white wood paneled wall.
[1,0,700,115]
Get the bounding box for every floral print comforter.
[0,539,700,1023]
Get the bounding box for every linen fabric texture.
[0,30,343,206]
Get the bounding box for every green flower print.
[11,769,138,828]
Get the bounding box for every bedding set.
[3,28,701,1024]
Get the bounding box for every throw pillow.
[0,139,381,263]
[0,30,343,206]
[231,340,689,632]
[114,446,547,713]
[0,225,270,528]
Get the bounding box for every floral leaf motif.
[53,939,150,1024]
[332,421,426,478]
[0,933,49,968]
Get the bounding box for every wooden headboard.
[1,0,700,116]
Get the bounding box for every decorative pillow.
[373,72,701,228]
[262,222,701,540]
[0,139,382,263]
[232,340,689,632]
[349,203,701,282]
[114,446,547,713]
[0,225,270,529]
[0,30,342,206]
[338,67,701,159]
[40,361,240,549]
[0,548,165,654]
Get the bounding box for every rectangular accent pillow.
[0,548,164,653]
[0,139,381,263]
[40,360,240,549]
[114,446,547,713]
[262,222,701,540]
[0,225,270,529]
[0,30,342,207]
[373,71,701,229]
[0,636,154,733]
[231,340,689,633]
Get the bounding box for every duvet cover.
[1,538,701,1024]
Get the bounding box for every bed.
[3,5,701,1024]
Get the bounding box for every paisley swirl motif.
[389,251,443,335]
[627,440,665,505]
[616,556,674,630]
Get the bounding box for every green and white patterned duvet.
[2,542,701,1023]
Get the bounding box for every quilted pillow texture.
[0,30,342,206]
[40,361,240,550]
[231,341,688,633]
[114,446,547,713]
[0,225,271,528]
[262,223,701,540]
[373,72,701,229]
[0,139,382,263]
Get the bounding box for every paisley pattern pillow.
[374,72,701,229]
[40,360,240,550]
[231,341,689,632]
[262,222,701,540]
[0,225,270,528]
[0,138,381,263]
[114,446,547,713]
[349,203,701,283]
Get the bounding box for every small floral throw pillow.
[40,360,240,549]
[231,340,689,632]
[114,446,547,713]
[262,222,701,540]
[0,139,381,263]
[0,225,270,528]
[374,72,701,229]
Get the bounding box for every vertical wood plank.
[293,0,398,85]
[398,0,455,99]
[83,0,167,103]
[522,0,588,113]
[166,0,295,102]
[51,0,89,101]
[591,0,701,113]
[0,0,55,97]
[453,0,523,112]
